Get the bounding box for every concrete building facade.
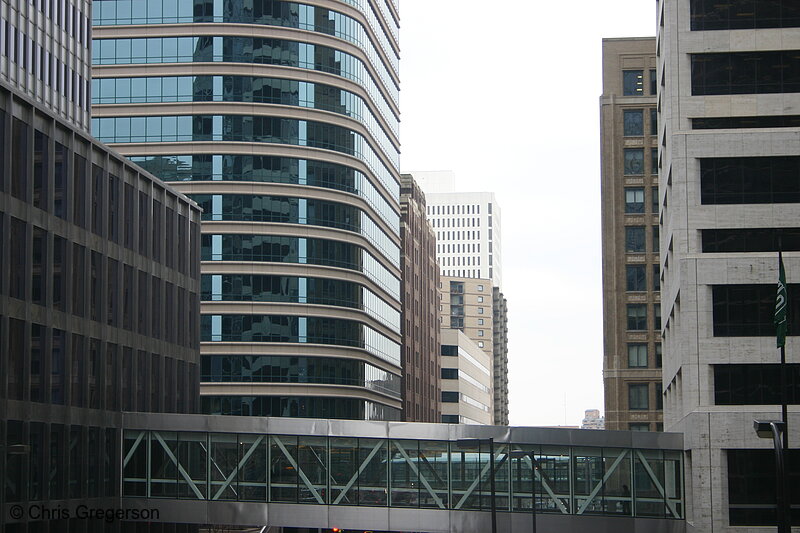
[91,0,404,421]
[439,328,494,425]
[400,173,441,422]
[492,286,509,425]
[600,37,664,432]
[658,0,800,529]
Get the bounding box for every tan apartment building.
[600,37,663,432]
[440,329,494,425]
[400,174,441,422]
[440,276,494,355]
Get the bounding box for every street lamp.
[456,438,496,533]
[753,420,790,533]
[509,450,537,533]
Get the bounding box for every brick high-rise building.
[600,37,663,432]
[400,174,441,422]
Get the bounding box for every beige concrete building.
[600,37,664,432]
[440,328,494,425]
[658,0,800,529]
[440,276,493,354]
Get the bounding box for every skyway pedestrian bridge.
[121,413,684,532]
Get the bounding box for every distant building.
[440,329,494,425]
[600,37,663,432]
[581,409,605,430]
[400,174,441,422]
[492,287,509,425]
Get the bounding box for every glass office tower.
[91,0,404,420]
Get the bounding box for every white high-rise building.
[659,0,800,530]
[410,171,502,289]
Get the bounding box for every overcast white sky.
[398,1,658,426]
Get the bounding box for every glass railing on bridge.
[122,430,683,519]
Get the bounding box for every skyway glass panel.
[122,430,684,519]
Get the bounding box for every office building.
[0,2,202,531]
[91,0,404,420]
[658,0,800,529]
[600,37,663,432]
[581,409,606,430]
[412,170,502,288]
[492,286,509,425]
[400,174,441,422]
[440,328,494,425]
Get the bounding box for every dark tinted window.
[623,109,644,136]
[691,51,800,95]
[691,0,800,30]
[623,70,644,95]
[441,391,459,403]
[626,264,646,291]
[715,364,800,405]
[728,449,800,526]
[693,115,800,129]
[441,368,458,380]
[441,345,457,356]
[625,226,646,252]
[701,157,800,204]
[702,228,800,252]
[712,284,800,336]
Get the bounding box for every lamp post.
[753,420,790,533]
[509,450,537,533]
[457,438,496,533]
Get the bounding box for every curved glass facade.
[200,396,401,419]
[91,0,401,421]
[128,154,400,233]
[93,75,398,150]
[201,314,400,365]
[92,0,400,94]
[92,114,399,197]
[201,274,400,331]
[201,234,400,298]
[193,193,399,265]
[92,36,398,131]
[201,354,401,397]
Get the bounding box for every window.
[478,330,484,337]
[717,363,800,406]
[478,319,484,325]
[655,344,662,368]
[624,148,644,175]
[701,156,800,205]
[650,108,658,135]
[625,188,645,213]
[711,284,800,336]
[654,304,661,330]
[702,228,800,253]
[693,115,800,129]
[653,264,661,291]
[629,383,649,410]
[649,69,657,95]
[441,391,459,403]
[623,70,644,95]
[477,284,484,292]
[628,344,648,368]
[691,51,800,96]
[627,304,647,330]
[651,148,659,174]
[652,186,659,213]
[727,449,800,526]
[625,226,646,252]
[629,423,650,431]
[623,109,644,136]
[478,341,484,348]
[652,225,660,253]
[478,307,484,314]
[441,368,458,380]
[626,265,646,291]
[691,0,800,31]
[477,296,484,303]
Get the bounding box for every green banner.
[775,251,788,348]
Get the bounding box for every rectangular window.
[11,118,29,201]
[91,164,104,236]
[702,228,800,253]
[652,186,659,213]
[623,70,644,95]
[649,69,657,95]
[71,334,85,407]
[32,226,47,304]
[691,0,800,31]
[53,142,67,219]
[712,284,800,336]
[8,318,25,400]
[108,174,119,243]
[72,244,86,317]
[727,449,800,526]
[650,108,658,135]
[623,109,644,136]
[107,259,118,326]
[33,130,49,210]
[691,51,800,96]
[73,153,86,228]
[90,251,102,322]
[30,323,43,402]
[701,156,800,205]
[654,304,662,330]
[625,226,646,252]
[624,148,645,175]
[714,364,800,405]
[441,368,458,380]
[627,304,647,330]
[652,225,660,253]
[655,344,662,368]
[625,188,645,213]
[628,344,648,368]
[441,391,459,403]
[653,264,661,291]
[651,148,659,174]
[9,216,26,300]
[626,264,646,291]
[629,423,650,431]
[629,383,649,410]
[124,183,135,249]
